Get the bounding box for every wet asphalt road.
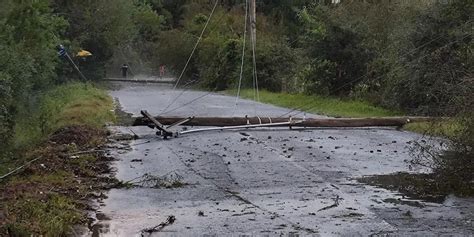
[92,82,473,236]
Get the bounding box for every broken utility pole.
[140,110,194,138]
[133,116,435,128]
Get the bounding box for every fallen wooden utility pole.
[133,116,435,128]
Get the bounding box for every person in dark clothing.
[121,64,129,78]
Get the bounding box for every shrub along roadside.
[0,82,115,236]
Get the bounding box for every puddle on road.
[357,171,473,203]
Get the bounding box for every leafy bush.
[298,4,370,95]
[381,1,472,115]
[0,0,66,150]
[403,0,474,191]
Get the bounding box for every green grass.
[227,89,399,118]
[1,82,114,180]
[1,151,111,235]
[0,82,115,236]
[403,120,462,138]
[5,194,83,236]
[8,171,73,187]
[13,82,115,148]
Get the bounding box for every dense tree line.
[153,0,471,114]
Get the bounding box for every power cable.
[0,157,42,181]
[324,19,473,95]
[156,79,201,116]
[162,0,220,114]
[277,20,472,118]
[277,102,316,118]
[158,88,218,116]
[277,19,473,120]
[173,0,219,90]
[287,33,472,118]
[252,33,260,103]
[233,0,249,115]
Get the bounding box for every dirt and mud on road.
[91,82,473,236]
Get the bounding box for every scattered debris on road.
[124,171,186,189]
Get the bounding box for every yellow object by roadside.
[76,50,92,57]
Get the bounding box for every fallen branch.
[141,215,176,236]
[318,195,340,212]
[69,149,105,156]
[129,129,139,139]
[120,171,186,189]
[0,157,42,181]
[133,140,151,146]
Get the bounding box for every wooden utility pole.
[133,116,436,128]
[249,0,260,101]
[249,0,256,46]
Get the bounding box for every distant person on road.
[159,65,166,78]
[121,64,129,78]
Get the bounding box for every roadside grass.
[0,128,113,236]
[358,171,474,203]
[227,89,399,117]
[403,120,462,138]
[4,194,83,236]
[1,147,97,235]
[1,82,114,175]
[13,82,115,149]
[0,82,115,236]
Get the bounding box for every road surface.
[90,82,473,236]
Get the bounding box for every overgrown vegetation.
[403,120,463,139]
[1,83,114,175]
[358,171,474,203]
[1,125,114,236]
[0,82,115,236]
